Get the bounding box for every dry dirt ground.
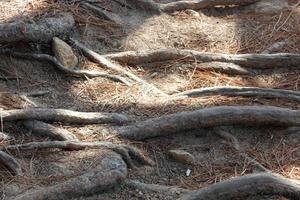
[0,0,299,199]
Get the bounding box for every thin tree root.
[24,120,79,141]
[0,49,131,85]
[70,38,167,96]
[170,86,300,102]
[104,48,300,69]
[2,141,153,168]
[1,108,130,125]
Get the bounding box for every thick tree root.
[0,13,75,43]
[24,120,79,141]
[112,106,300,140]
[170,86,300,102]
[178,173,300,200]
[214,128,270,172]
[104,48,300,69]
[125,180,190,196]
[0,49,131,85]
[0,151,22,175]
[160,0,259,13]
[70,38,167,96]
[1,108,130,125]
[10,151,127,200]
[2,141,153,168]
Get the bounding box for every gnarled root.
[179,173,300,200]
[10,152,127,200]
[2,141,153,168]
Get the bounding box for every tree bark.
[0,151,22,175]
[179,173,300,200]
[0,13,75,43]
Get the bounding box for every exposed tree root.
[81,2,123,24]
[112,106,300,140]
[70,38,167,96]
[214,128,270,172]
[125,180,190,196]
[179,173,300,200]
[2,141,153,168]
[262,39,289,54]
[0,151,22,175]
[160,0,259,13]
[128,0,162,13]
[0,13,75,43]
[24,120,79,141]
[170,86,300,102]
[104,48,300,69]
[0,49,131,85]
[1,108,130,125]
[10,151,127,200]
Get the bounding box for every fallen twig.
[24,120,79,141]
[170,86,300,102]
[0,13,75,43]
[1,108,130,125]
[104,48,300,69]
[179,173,300,200]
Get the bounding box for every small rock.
[185,9,200,17]
[248,0,289,13]
[168,149,195,165]
[52,37,78,68]
[186,168,192,177]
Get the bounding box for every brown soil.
[0,0,299,199]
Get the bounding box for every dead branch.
[160,0,260,13]
[214,128,270,172]
[0,13,75,43]
[170,86,300,102]
[125,180,190,196]
[1,108,130,125]
[24,120,79,141]
[70,38,166,95]
[0,49,131,85]
[11,151,127,200]
[3,141,153,168]
[0,151,22,175]
[104,48,300,69]
[112,106,300,140]
[81,2,123,24]
[179,173,300,200]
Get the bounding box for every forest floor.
[0,0,299,199]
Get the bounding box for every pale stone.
[52,37,78,68]
[168,149,195,165]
